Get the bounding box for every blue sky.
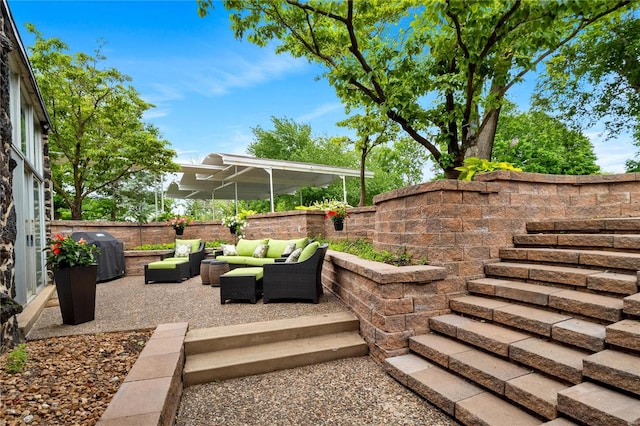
[7,0,634,175]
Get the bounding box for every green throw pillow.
[236,238,269,257]
[298,241,319,262]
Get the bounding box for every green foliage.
[455,158,522,181]
[44,234,99,270]
[533,9,640,169]
[200,0,630,177]
[492,106,600,175]
[323,238,412,267]
[26,25,179,219]
[5,344,28,374]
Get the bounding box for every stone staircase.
[182,311,368,387]
[385,218,640,425]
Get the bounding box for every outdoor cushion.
[161,257,193,262]
[221,244,238,256]
[216,256,247,265]
[292,237,308,249]
[253,243,269,258]
[266,239,291,258]
[298,241,319,262]
[148,260,188,269]
[236,238,269,257]
[245,257,276,267]
[176,238,201,253]
[222,267,264,280]
[175,243,191,257]
[281,242,297,256]
[285,248,303,263]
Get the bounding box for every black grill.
[71,232,125,282]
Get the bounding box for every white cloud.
[296,102,344,123]
[587,130,635,174]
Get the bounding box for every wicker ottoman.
[219,267,263,304]
[208,260,230,287]
[145,260,190,284]
[200,260,214,285]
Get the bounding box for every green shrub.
[455,157,522,181]
[5,343,27,374]
[323,238,413,266]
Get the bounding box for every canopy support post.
[267,167,274,213]
[341,175,347,203]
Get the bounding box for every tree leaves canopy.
[199,0,632,177]
[26,25,179,219]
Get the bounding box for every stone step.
[509,337,590,384]
[583,349,640,396]
[548,289,624,323]
[499,248,640,272]
[551,318,606,352]
[624,292,640,316]
[384,354,542,425]
[485,261,603,288]
[469,277,565,306]
[606,319,640,351]
[527,218,640,234]
[469,277,624,323]
[557,382,640,425]
[429,314,530,357]
[184,311,360,355]
[410,333,568,420]
[514,233,640,253]
[451,295,606,352]
[183,331,368,387]
[506,373,571,421]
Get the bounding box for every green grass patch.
[322,238,415,266]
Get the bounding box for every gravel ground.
[20,275,458,426]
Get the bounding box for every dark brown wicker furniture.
[219,267,264,304]
[161,240,206,277]
[144,260,190,284]
[263,243,328,304]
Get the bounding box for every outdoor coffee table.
[219,267,263,304]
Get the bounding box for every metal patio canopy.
[166,153,373,212]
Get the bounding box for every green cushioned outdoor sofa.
[216,237,308,268]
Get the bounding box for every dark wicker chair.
[161,241,206,277]
[263,243,328,304]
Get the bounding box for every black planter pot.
[333,219,344,231]
[54,265,98,325]
[229,225,237,235]
[175,228,184,236]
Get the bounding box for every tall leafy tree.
[26,25,179,219]
[337,111,398,206]
[198,0,631,177]
[533,11,640,172]
[493,105,600,175]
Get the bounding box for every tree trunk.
[359,147,367,207]
[71,197,83,220]
[464,107,501,161]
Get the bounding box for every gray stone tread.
[583,349,640,395]
[449,348,530,395]
[551,318,606,352]
[184,331,367,384]
[449,295,512,320]
[494,304,572,336]
[606,319,640,351]
[509,337,589,384]
[455,391,543,426]
[506,372,570,421]
[409,333,473,367]
[549,289,623,322]
[557,382,640,425]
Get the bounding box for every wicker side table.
[208,260,229,287]
[200,260,214,285]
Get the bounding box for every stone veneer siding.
[0,11,17,352]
